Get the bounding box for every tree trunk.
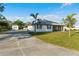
[69,26,71,38]
[69,29,70,37]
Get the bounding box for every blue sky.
[2,3,79,26]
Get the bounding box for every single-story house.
[27,19,65,32]
[12,25,19,30]
[63,27,79,31]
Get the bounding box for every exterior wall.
[30,24,64,32]
[36,25,53,32]
[27,25,34,31]
[12,25,19,30]
[23,28,27,30]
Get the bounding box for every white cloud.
[6,16,25,22]
[26,16,35,22]
[60,3,72,9]
[26,14,63,23]
[74,14,79,26]
[6,14,63,23]
[43,15,63,22]
[7,16,37,22]
[28,15,61,22]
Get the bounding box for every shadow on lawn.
[71,31,79,37]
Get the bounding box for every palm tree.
[63,13,77,37]
[0,4,11,31]
[30,13,39,32]
[0,3,5,21]
[0,14,6,20]
[30,13,39,22]
[0,4,5,21]
[0,3,5,13]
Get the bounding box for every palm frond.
[0,3,5,12]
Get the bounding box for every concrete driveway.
[0,31,79,56]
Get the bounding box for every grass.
[30,31,79,51]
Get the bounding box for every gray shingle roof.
[32,19,64,25]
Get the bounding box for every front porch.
[53,25,64,32]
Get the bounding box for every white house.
[27,25,34,31]
[63,26,79,31]
[27,19,64,32]
[12,25,19,30]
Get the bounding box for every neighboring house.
[12,25,19,30]
[27,19,65,32]
[63,27,79,31]
[27,25,34,31]
[23,28,27,30]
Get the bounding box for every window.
[36,25,42,29]
[47,25,51,29]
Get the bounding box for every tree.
[0,14,7,21]
[0,4,5,21]
[30,13,39,32]
[0,3,5,13]
[13,19,24,29]
[0,4,10,31]
[30,13,39,19]
[63,13,77,37]
[30,13,39,22]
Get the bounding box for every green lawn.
[30,31,79,50]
